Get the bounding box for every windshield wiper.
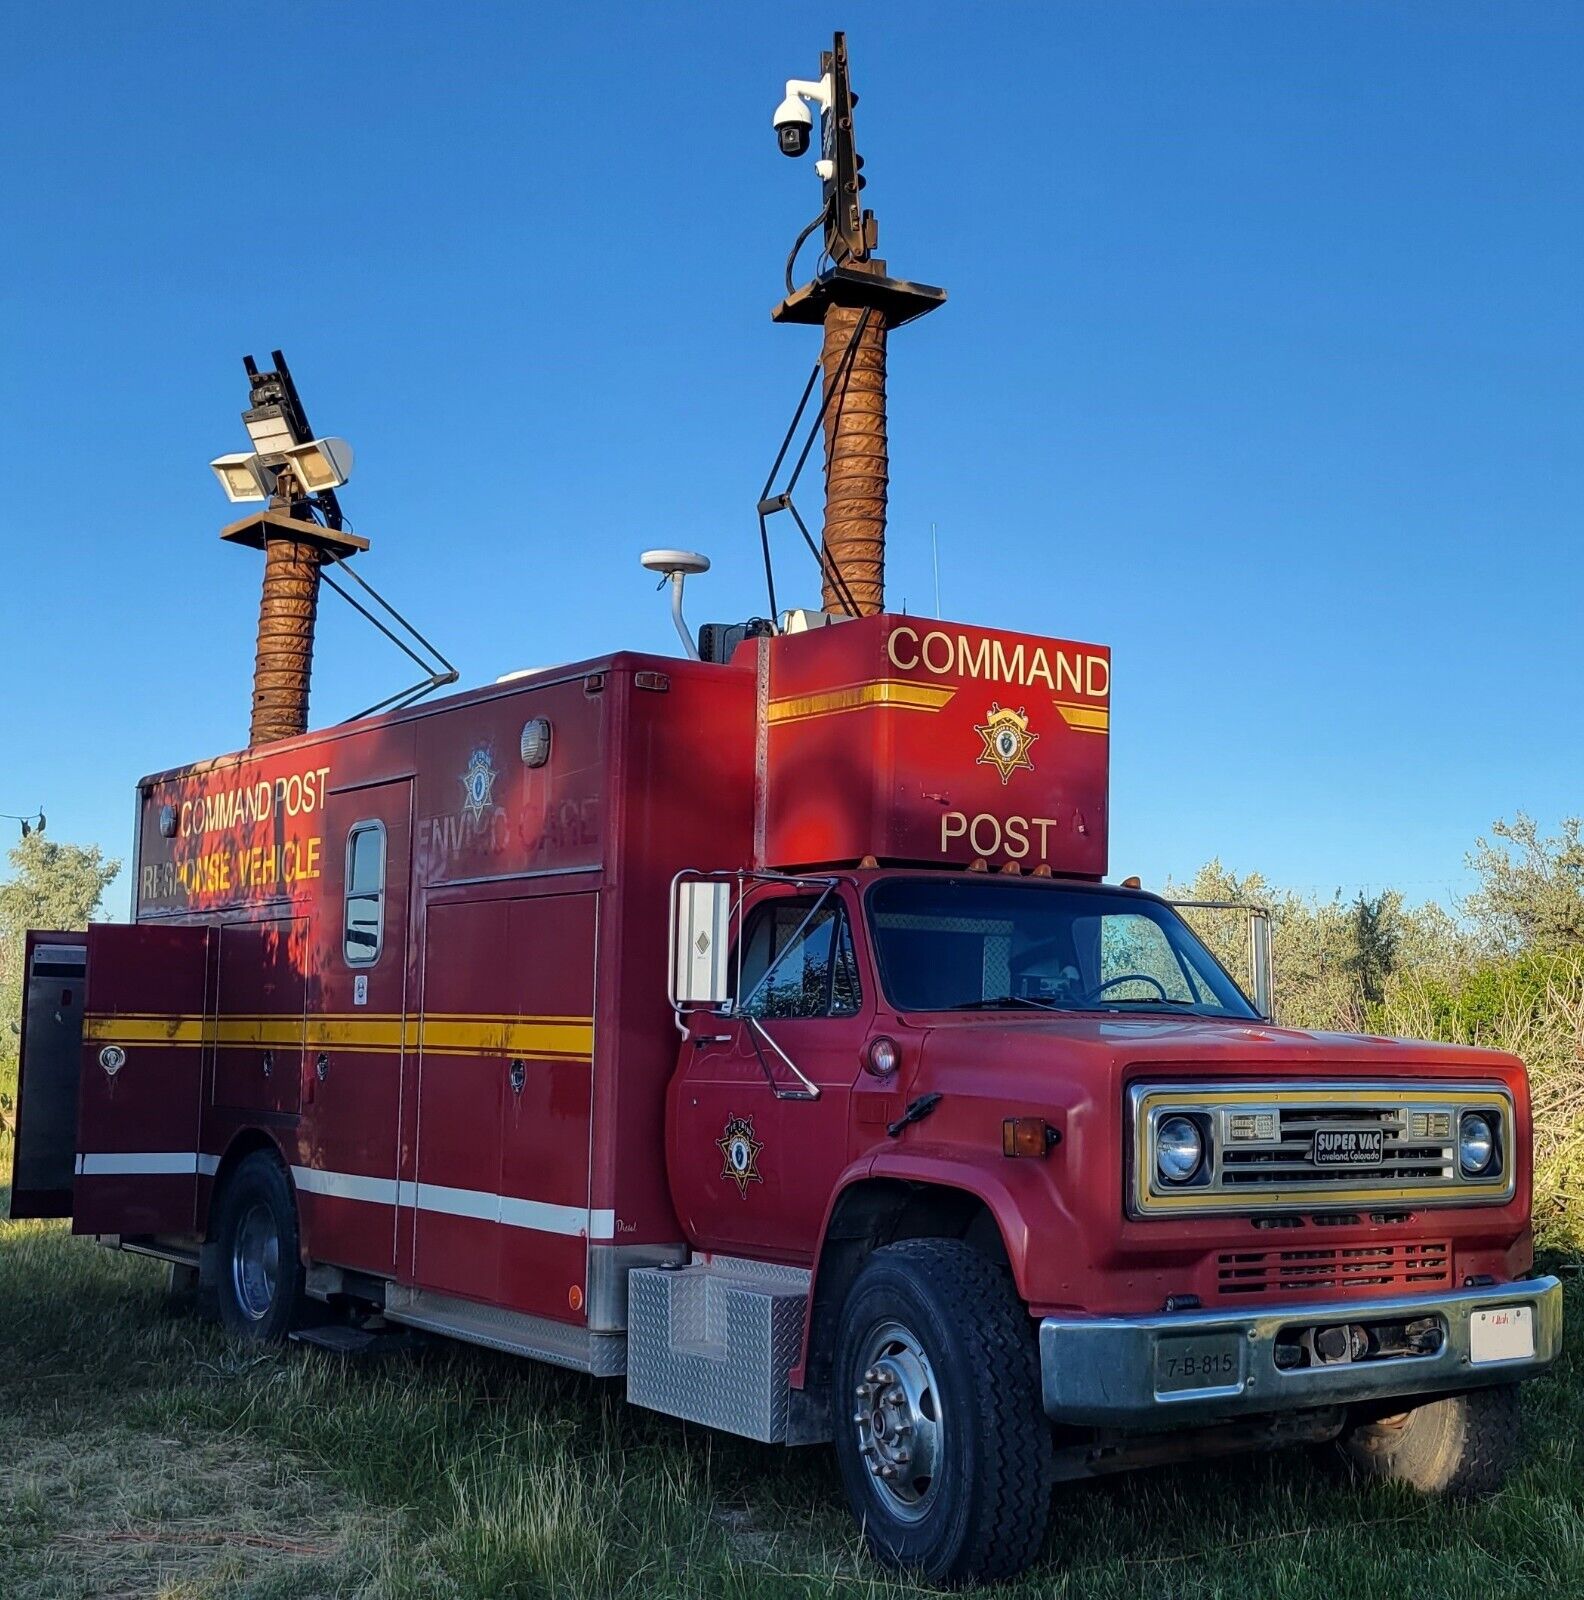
[1096,998,1238,1016]
[1101,996,1196,1007]
[949,995,1074,1012]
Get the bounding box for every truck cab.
[660,864,1558,1581]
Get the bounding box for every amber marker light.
[1003,1117,1059,1158]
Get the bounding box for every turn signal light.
[866,1036,900,1076]
[1002,1117,1058,1158]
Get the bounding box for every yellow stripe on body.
[1055,701,1110,733]
[85,1011,593,1060]
[417,1017,593,1059]
[767,678,956,725]
[83,1014,206,1045]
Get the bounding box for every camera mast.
[770,31,945,617]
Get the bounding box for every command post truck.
[10,608,1561,1583]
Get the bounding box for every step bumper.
[1039,1276,1563,1429]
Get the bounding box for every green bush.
[1372,952,1584,1251]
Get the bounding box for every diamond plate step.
[626,1255,811,1443]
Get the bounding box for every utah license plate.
[1312,1128,1384,1167]
[1154,1333,1244,1396]
[1470,1305,1535,1364]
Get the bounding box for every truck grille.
[1127,1081,1515,1217]
[1216,1240,1452,1298]
[1220,1105,1449,1188]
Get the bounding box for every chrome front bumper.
[1039,1276,1563,1429]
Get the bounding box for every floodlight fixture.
[210,451,278,503]
[282,437,354,493]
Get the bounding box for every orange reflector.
[1003,1117,1053,1158]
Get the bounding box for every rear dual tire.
[832,1239,1053,1586]
[213,1150,305,1343]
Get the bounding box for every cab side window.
[344,822,386,965]
[737,897,861,1019]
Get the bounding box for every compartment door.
[75,923,214,1237]
[496,892,597,1325]
[409,892,597,1315]
[213,918,307,1117]
[8,932,88,1219]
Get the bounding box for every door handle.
[316,1052,329,1083]
[508,1058,526,1095]
[261,1050,273,1079]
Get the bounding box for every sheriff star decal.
[718,1114,764,1197]
[460,744,498,824]
[974,702,1039,785]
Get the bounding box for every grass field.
[3,1180,1583,1599]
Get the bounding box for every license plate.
[1154,1333,1244,1396]
[1312,1128,1384,1167]
[1470,1305,1534,1364]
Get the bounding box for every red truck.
[10,608,1561,1584]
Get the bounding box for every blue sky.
[2,2,1579,915]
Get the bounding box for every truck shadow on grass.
[4,1212,1582,1598]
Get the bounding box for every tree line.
[1170,814,1584,1248]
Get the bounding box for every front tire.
[1335,1384,1521,1497]
[214,1150,305,1343]
[832,1238,1053,1585]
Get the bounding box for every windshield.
[866,877,1258,1018]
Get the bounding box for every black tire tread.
[842,1237,1052,1584]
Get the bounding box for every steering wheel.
[1080,972,1170,1004]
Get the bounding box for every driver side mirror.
[670,879,732,1007]
[1248,908,1273,1021]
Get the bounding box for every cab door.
[677,888,867,1261]
[74,923,215,1236]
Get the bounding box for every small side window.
[736,897,861,1020]
[344,822,386,965]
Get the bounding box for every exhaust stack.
[772,32,945,617]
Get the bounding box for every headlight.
[1156,1115,1204,1183]
[1459,1113,1496,1176]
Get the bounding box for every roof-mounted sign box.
[751,613,1110,877]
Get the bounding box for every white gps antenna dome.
[640,549,711,660]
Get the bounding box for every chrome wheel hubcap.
[851,1321,942,1519]
[231,1200,280,1322]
